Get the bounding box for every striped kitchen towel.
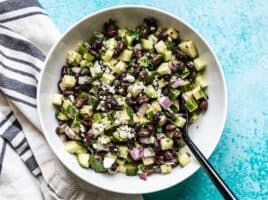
[0,0,142,200]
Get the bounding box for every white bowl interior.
[38,6,227,194]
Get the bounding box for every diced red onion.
[130,147,144,160]
[64,126,76,139]
[139,173,147,181]
[159,96,172,109]
[171,78,184,89]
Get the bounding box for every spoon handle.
[184,137,237,200]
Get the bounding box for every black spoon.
[180,101,237,200]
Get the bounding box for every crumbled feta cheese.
[96,100,106,111]
[92,143,108,151]
[91,123,104,136]
[124,74,135,82]
[103,157,116,169]
[116,125,135,139]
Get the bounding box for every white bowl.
[37,5,227,194]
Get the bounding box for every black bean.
[82,134,93,147]
[75,98,85,108]
[165,124,176,131]
[151,55,163,66]
[163,151,174,161]
[164,110,174,120]
[137,130,150,137]
[138,69,148,81]
[80,68,90,76]
[113,40,125,57]
[62,90,74,96]
[144,18,157,33]
[106,98,117,109]
[186,61,194,70]
[104,21,117,37]
[140,28,149,38]
[134,50,143,60]
[175,50,188,61]
[155,155,164,164]
[133,123,142,132]
[55,126,61,135]
[199,99,208,111]
[163,74,171,81]
[61,66,68,76]
[162,86,170,96]
[152,112,161,124]
[127,139,135,149]
[173,131,182,144]
[121,82,130,90]
[147,124,156,133]
[82,119,92,129]
[99,90,108,96]
[137,95,149,104]
[159,30,168,40]
[91,40,103,51]
[126,97,137,105]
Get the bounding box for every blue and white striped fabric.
[0,1,142,200]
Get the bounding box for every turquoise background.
[39,0,268,199]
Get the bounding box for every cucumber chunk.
[160,138,174,150]
[157,62,171,75]
[65,141,87,154]
[61,75,76,89]
[142,157,154,166]
[56,112,68,121]
[178,40,198,58]
[193,57,206,71]
[118,146,129,160]
[125,164,137,176]
[83,52,95,61]
[119,49,133,62]
[80,105,93,116]
[195,74,208,88]
[113,61,127,74]
[154,40,167,54]
[141,39,154,50]
[178,152,191,167]
[101,73,115,85]
[160,164,172,174]
[145,85,158,99]
[77,153,90,168]
[174,115,186,128]
[165,27,179,40]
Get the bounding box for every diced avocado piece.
[185,97,198,112]
[92,113,102,123]
[62,99,72,110]
[165,27,179,40]
[158,78,168,88]
[163,50,172,61]
[142,157,154,166]
[113,61,127,74]
[151,101,162,112]
[125,164,137,176]
[178,152,191,167]
[160,164,172,174]
[154,40,167,54]
[67,50,82,65]
[160,138,174,150]
[52,94,63,106]
[158,115,167,126]
[77,42,88,55]
[169,89,181,101]
[80,60,93,68]
[104,58,118,69]
[118,49,133,62]
[101,73,115,85]
[128,82,144,97]
[141,39,154,50]
[194,57,206,71]
[89,156,106,172]
[61,75,76,89]
[157,62,171,75]
[195,74,208,88]
[178,40,198,58]
[56,112,68,121]
[77,153,90,168]
[118,29,127,38]
[118,165,126,173]
[118,146,129,160]
[192,86,203,100]
[145,85,158,99]
[116,158,126,166]
[105,38,117,49]
[101,49,114,62]
[83,52,95,61]
[124,34,135,46]
[65,141,87,154]
[174,115,186,128]
[90,62,102,78]
[80,105,93,116]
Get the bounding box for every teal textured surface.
[39,0,268,199]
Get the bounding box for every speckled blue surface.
[39,0,268,199]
